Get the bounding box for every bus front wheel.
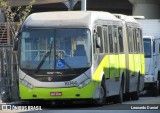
[92,78,106,106]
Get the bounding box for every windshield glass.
[143,38,151,58]
[20,28,91,70]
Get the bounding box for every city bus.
[3,11,145,105]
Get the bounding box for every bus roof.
[114,14,138,23]
[114,14,141,28]
[23,11,121,28]
[143,36,154,39]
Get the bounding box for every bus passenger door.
[93,25,109,80]
[134,29,142,75]
[102,26,110,79]
[108,26,120,79]
[126,27,135,92]
[113,26,120,78]
[130,28,139,92]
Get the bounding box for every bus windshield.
[143,38,151,58]
[20,28,91,70]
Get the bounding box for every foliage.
[0,0,35,37]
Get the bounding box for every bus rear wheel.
[114,79,124,103]
[151,80,159,97]
[131,75,140,100]
[117,80,123,103]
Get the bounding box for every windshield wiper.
[35,51,51,73]
[35,37,54,73]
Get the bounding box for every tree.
[0,0,35,44]
[0,0,36,102]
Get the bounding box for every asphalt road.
[0,95,160,113]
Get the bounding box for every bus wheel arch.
[114,72,124,103]
[120,70,125,91]
[92,75,106,106]
[131,72,140,100]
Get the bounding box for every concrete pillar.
[64,0,78,11]
[81,0,86,11]
[129,0,160,19]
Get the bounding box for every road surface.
[0,95,160,113]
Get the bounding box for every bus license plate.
[50,92,62,96]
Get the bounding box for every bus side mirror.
[93,29,101,48]
[96,36,101,48]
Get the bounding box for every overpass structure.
[1,0,86,10]
[129,0,160,19]
[0,0,160,19]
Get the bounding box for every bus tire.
[118,79,124,103]
[92,77,106,106]
[124,93,130,101]
[114,78,124,103]
[151,80,159,97]
[131,74,140,100]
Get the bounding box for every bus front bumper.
[144,75,155,83]
[19,81,98,100]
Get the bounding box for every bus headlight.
[77,78,91,89]
[20,79,34,89]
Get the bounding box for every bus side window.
[113,26,118,53]
[103,26,109,53]
[108,26,114,53]
[97,26,104,53]
[153,39,155,53]
[93,29,97,54]
[136,29,140,53]
[118,27,123,53]
[127,27,133,53]
[133,29,137,53]
[139,29,143,53]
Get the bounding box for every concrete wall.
[129,0,160,19]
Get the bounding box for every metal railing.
[0,45,19,101]
[0,22,19,45]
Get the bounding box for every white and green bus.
[6,11,145,105]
